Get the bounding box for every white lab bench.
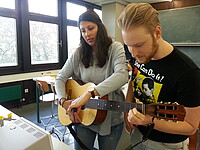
[0,105,74,150]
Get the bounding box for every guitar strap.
[67,123,90,150]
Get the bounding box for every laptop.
[0,117,53,150]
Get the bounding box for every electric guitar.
[58,79,186,126]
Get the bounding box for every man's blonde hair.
[118,3,160,34]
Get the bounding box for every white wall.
[102,3,125,44]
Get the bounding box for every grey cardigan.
[55,41,128,135]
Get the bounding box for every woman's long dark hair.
[79,22,112,68]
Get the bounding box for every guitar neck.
[85,99,145,114]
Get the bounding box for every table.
[0,105,73,150]
[33,76,56,123]
[33,76,56,84]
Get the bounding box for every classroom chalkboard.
[159,6,200,45]
[179,46,200,68]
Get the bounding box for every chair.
[36,80,58,130]
[49,82,70,141]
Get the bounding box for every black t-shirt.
[131,47,200,143]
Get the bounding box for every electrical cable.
[49,127,61,141]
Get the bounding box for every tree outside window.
[30,21,59,64]
[0,16,17,67]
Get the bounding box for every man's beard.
[143,37,159,64]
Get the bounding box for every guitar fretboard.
[85,99,145,113]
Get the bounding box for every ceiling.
[84,0,170,6]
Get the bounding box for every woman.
[55,10,128,150]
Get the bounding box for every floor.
[10,102,75,149]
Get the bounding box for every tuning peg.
[160,101,163,104]
[172,120,179,123]
[167,119,175,122]
[173,102,179,105]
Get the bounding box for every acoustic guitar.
[58,79,186,126]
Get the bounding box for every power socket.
[25,89,29,93]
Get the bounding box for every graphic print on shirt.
[132,61,164,104]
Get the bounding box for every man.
[118,3,200,150]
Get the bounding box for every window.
[0,16,17,67]
[67,26,80,57]
[94,8,102,20]
[0,0,101,75]
[66,2,86,21]
[28,0,58,16]
[66,2,87,57]
[0,0,15,9]
[0,0,18,70]
[29,21,59,64]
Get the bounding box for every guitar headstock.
[145,102,186,121]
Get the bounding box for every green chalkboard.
[159,6,200,45]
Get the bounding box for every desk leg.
[36,84,41,123]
